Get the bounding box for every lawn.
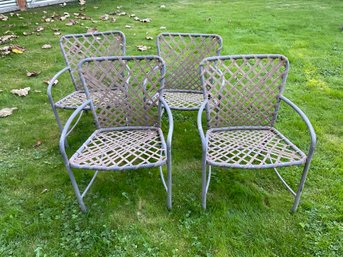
[0,0,342,256]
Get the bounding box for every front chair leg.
[202,152,208,209]
[291,159,311,213]
[66,165,87,212]
[167,148,172,210]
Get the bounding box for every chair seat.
[55,90,124,110]
[69,128,167,170]
[163,91,204,110]
[206,127,307,169]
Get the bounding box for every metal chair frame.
[59,56,173,212]
[157,32,223,110]
[198,54,316,212]
[48,31,126,134]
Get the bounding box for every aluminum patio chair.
[59,56,173,212]
[48,31,126,134]
[157,33,222,110]
[198,54,316,213]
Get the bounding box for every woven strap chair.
[157,33,222,110]
[48,31,125,134]
[59,56,173,212]
[198,54,316,212]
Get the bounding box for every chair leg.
[202,152,207,209]
[166,148,172,210]
[291,159,312,213]
[66,165,87,212]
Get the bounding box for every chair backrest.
[79,56,165,128]
[60,31,126,91]
[157,33,222,92]
[200,54,289,128]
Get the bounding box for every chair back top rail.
[200,54,289,128]
[78,55,166,129]
[60,31,126,91]
[157,32,223,92]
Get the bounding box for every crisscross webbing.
[158,33,222,91]
[80,57,164,128]
[201,55,288,128]
[60,32,125,91]
[70,128,166,170]
[207,128,306,168]
[163,91,204,110]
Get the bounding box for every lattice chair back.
[200,55,289,128]
[157,33,222,91]
[79,56,165,128]
[60,31,126,91]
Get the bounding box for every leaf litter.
[11,87,31,96]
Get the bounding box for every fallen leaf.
[52,28,60,32]
[11,87,31,96]
[160,26,167,30]
[65,19,77,26]
[34,140,43,148]
[130,14,136,17]
[0,89,3,93]
[44,79,59,86]
[63,12,70,18]
[87,27,97,33]
[54,32,61,36]
[41,188,48,194]
[117,12,126,16]
[42,44,52,49]
[34,90,42,93]
[125,25,132,29]
[160,5,166,8]
[0,14,9,21]
[145,36,153,40]
[0,34,17,44]
[36,26,44,32]
[79,0,86,5]
[11,45,26,54]
[43,11,47,14]
[60,16,67,21]
[0,46,10,55]
[133,17,140,21]
[27,71,40,77]
[0,107,18,117]
[23,32,32,36]
[110,17,116,23]
[140,18,151,23]
[137,45,150,51]
[44,17,52,22]
[100,14,109,21]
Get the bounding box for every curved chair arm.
[59,99,92,164]
[47,66,71,106]
[280,96,317,156]
[197,99,208,151]
[160,97,174,147]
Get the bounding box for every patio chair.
[48,31,126,134]
[198,54,316,212]
[59,56,173,212]
[157,33,222,110]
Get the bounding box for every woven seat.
[157,33,222,110]
[48,31,126,133]
[70,128,166,170]
[60,56,173,212]
[198,55,316,212]
[206,128,306,168]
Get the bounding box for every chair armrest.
[197,99,208,151]
[160,97,174,148]
[47,66,71,106]
[280,95,316,157]
[59,99,92,164]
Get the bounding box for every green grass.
[0,0,342,256]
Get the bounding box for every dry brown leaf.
[42,44,52,49]
[0,107,17,118]
[44,79,59,86]
[0,14,9,21]
[34,140,43,148]
[140,18,151,23]
[65,19,77,26]
[87,27,98,33]
[137,45,150,51]
[27,71,40,77]
[0,34,17,44]
[11,87,31,96]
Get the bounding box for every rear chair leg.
[202,152,207,209]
